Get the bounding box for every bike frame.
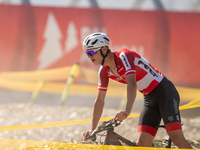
[88,119,174,148]
[105,128,137,146]
[104,125,172,148]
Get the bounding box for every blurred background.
[0,0,199,109]
[0,0,200,146]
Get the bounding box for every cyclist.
[82,32,192,149]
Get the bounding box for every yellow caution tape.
[179,97,200,110]
[0,66,199,101]
[0,66,72,81]
[0,97,199,132]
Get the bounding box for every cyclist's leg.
[137,78,169,147]
[160,78,193,149]
[137,132,154,147]
[137,105,161,147]
[167,130,193,149]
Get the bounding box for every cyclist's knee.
[168,130,193,149]
[137,139,152,147]
[137,132,154,147]
[168,130,185,143]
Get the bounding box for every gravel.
[0,103,199,143]
[0,90,199,149]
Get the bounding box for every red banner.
[0,5,200,87]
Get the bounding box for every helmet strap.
[100,48,110,65]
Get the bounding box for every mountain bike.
[87,118,173,148]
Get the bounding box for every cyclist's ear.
[101,46,108,53]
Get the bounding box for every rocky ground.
[0,90,199,149]
[0,103,199,149]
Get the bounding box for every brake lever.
[87,119,120,140]
[113,120,121,127]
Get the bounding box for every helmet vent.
[92,39,98,45]
[82,32,110,50]
[86,39,91,45]
[92,33,101,36]
[103,37,109,41]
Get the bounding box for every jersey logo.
[119,52,131,71]
[138,60,158,77]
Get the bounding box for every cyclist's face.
[86,48,102,65]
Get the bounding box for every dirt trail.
[0,90,199,148]
[0,103,199,143]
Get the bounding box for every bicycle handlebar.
[87,113,128,140]
[87,119,121,140]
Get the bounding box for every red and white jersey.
[98,48,164,95]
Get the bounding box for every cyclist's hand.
[113,111,129,123]
[83,130,92,141]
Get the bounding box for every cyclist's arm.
[125,73,137,114]
[113,73,137,122]
[90,90,107,131]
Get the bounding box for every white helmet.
[82,32,110,50]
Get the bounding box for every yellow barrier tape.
[0,116,120,132]
[0,66,199,101]
[0,66,72,81]
[0,138,185,150]
[0,77,141,98]
[0,119,91,132]
[179,97,200,110]
[0,76,198,101]
[177,87,200,101]
[0,98,199,132]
